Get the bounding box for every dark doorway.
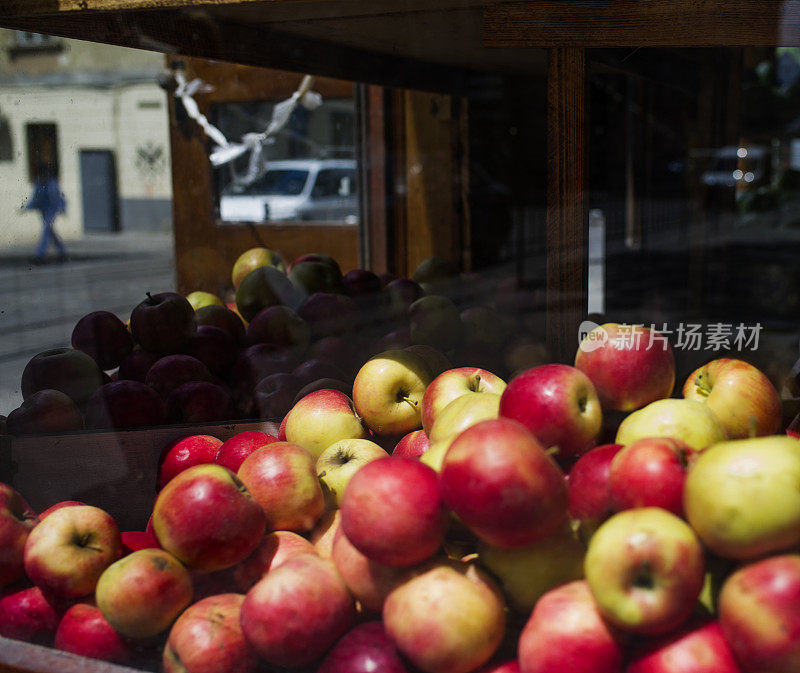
[79,149,119,233]
[25,122,59,180]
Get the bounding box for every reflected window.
[212,96,357,224]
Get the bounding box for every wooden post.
[546,47,588,363]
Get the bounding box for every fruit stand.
[2,2,800,673]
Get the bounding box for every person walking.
[24,165,67,264]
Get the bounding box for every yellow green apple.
[615,398,727,450]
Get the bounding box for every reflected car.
[219,159,358,223]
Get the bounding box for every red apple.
[393,429,430,458]
[517,580,625,673]
[382,559,506,673]
[163,593,257,673]
[5,389,83,435]
[120,530,160,555]
[331,525,404,614]
[608,437,698,517]
[20,348,104,408]
[237,442,324,533]
[627,616,742,673]
[283,388,369,460]
[421,366,507,434]
[215,430,279,474]
[129,291,197,355]
[83,379,166,430]
[309,509,341,559]
[585,508,705,635]
[683,358,781,439]
[239,553,356,668]
[440,418,568,548]
[23,505,121,599]
[95,548,194,639]
[54,602,132,664]
[575,322,675,411]
[499,364,603,462]
[71,310,133,370]
[318,621,412,673]
[718,553,800,673]
[340,457,446,567]
[233,530,317,592]
[38,501,86,520]
[0,485,37,588]
[158,434,223,489]
[151,464,266,572]
[567,443,624,535]
[473,661,521,673]
[0,585,61,644]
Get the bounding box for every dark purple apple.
[384,278,425,323]
[145,354,213,400]
[229,344,300,417]
[117,349,160,383]
[307,336,362,381]
[298,292,359,340]
[246,305,311,357]
[71,311,134,371]
[408,294,463,351]
[343,269,383,299]
[317,621,411,673]
[83,380,166,430]
[378,272,397,287]
[253,373,306,420]
[370,328,412,356]
[292,359,349,386]
[194,304,246,344]
[289,253,342,276]
[129,292,197,355]
[165,381,236,424]
[182,325,239,378]
[6,390,83,435]
[21,348,104,408]
[292,378,352,406]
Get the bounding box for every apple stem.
[401,396,418,410]
[545,446,560,457]
[694,371,712,397]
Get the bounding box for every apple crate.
[0,420,279,533]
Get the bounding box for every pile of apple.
[2,316,799,673]
[2,247,548,436]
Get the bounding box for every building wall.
[0,30,172,249]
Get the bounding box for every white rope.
[172,71,322,177]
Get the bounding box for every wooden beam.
[484,1,800,47]
[546,47,588,364]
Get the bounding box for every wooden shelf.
[0,1,798,91]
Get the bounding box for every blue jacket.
[26,178,66,222]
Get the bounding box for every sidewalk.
[0,230,176,416]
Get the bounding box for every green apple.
[231,247,286,289]
[584,507,705,635]
[316,438,390,508]
[478,524,585,614]
[186,291,224,311]
[615,398,727,450]
[684,436,800,560]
